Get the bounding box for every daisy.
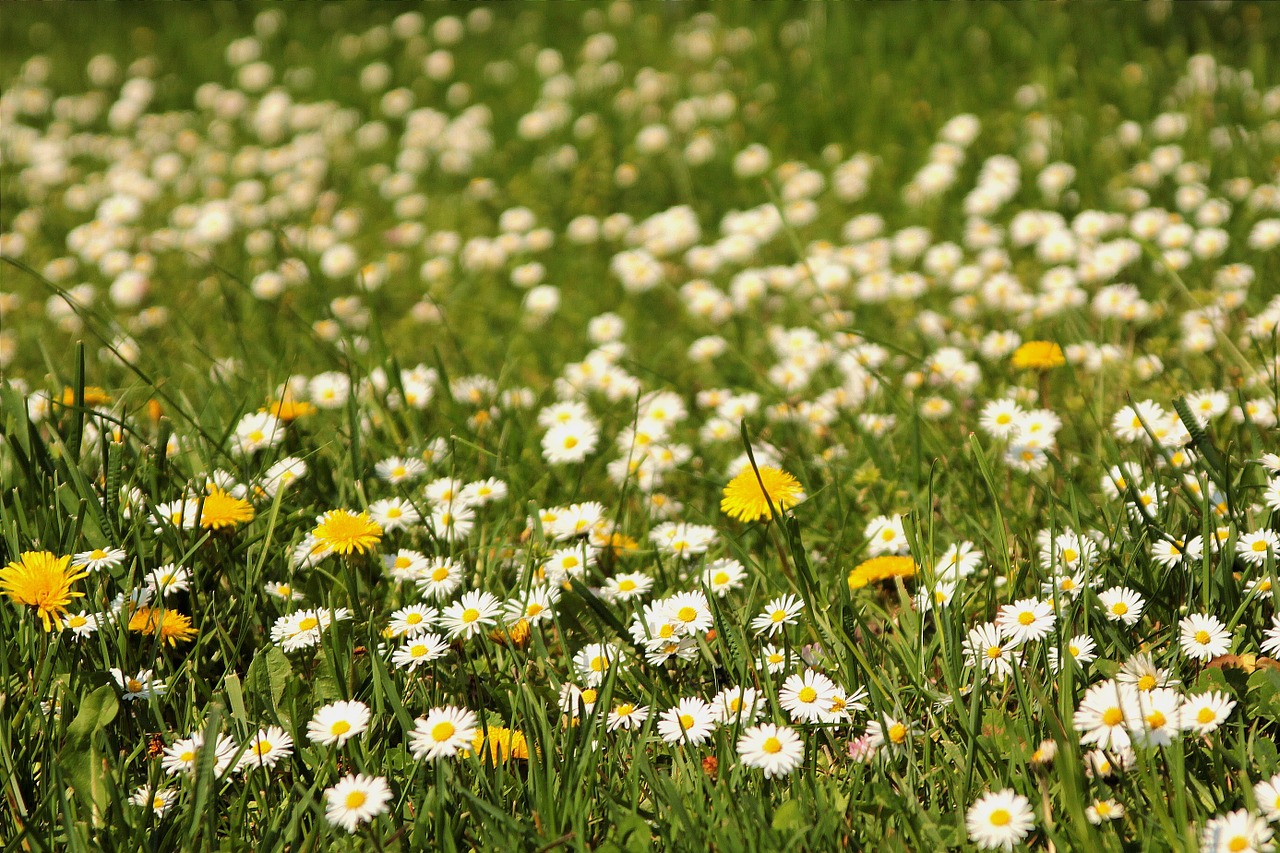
[383,549,429,582]
[979,398,1025,440]
[1132,687,1183,747]
[542,545,594,585]
[779,669,839,724]
[1200,810,1274,853]
[375,456,426,483]
[428,503,476,542]
[1262,614,1280,658]
[573,642,625,687]
[1085,799,1125,824]
[502,584,559,624]
[1252,773,1280,822]
[737,724,804,778]
[62,610,99,638]
[712,686,764,726]
[129,785,177,816]
[264,580,305,601]
[1182,691,1236,734]
[1074,679,1141,750]
[1048,634,1097,673]
[1238,531,1280,566]
[409,706,479,760]
[995,598,1055,645]
[237,726,294,771]
[602,572,653,603]
[541,419,599,464]
[966,789,1035,851]
[161,732,238,777]
[415,558,465,600]
[935,541,984,580]
[758,644,789,674]
[388,604,439,638]
[558,683,600,717]
[307,700,371,747]
[1116,652,1180,692]
[424,477,465,508]
[750,594,805,636]
[145,564,191,597]
[439,590,501,639]
[963,622,1017,681]
[460,478,507,506]
[1179,613,1232,661]
[662,591,713,636]
[1097,586,1145,626]
[606,701,650,732]
[111,668,165,701]
[324,774,392,833]
[367,497,421,532]
[702,558,747,596]
[656,698,717,745]
[865,514,910,556]
[73,546,127,572]
[865,716,916,752]
[391,633,450,671]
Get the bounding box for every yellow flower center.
[1197,707,1216,724]
[771,609,788,623]
[1018,612,1035,626]
[127,679,143,692]
[1147,711,1166,729]
[677,606,698,623]
[713,572,729,585]
[180,750,196,762]
[990,809,1011,827]
[798,687,817,703]
[406,613,423,625]
[582,688,598,704]
[986,645,1003,660]
[254,740,273,756]
[1194,630,1210,644]
[461,608,480,623]
[527,603,544,616]
[616,703,634,716]
[331,721,351,735]
[678,714,695,730]
[298,617,319,631]
[888,723,908,744]
[1137,674,1156,691]
[618,579,636,592]
[590,656,607,672]
[1102,708,1124,726]
[1111,602,1129,616]
[432,721,456,742]
[344,790,367,809]
[762,736,783,754]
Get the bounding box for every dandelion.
[199,487,255,530]
[1179,613,1232,661]
[1010,340,1065,370]
[409,706,478,760]
[470,725,530,764]
[1,551,88,631]
[966,789,1035,850]
[128,606,197,646]
[324,774,392,833]
[737,724,804,778]
[847,555,917,590]
[311,509,383,556]
[720,465,804,522]
[307,700,371,747]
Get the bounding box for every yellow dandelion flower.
[470,726,530,764]
[60,386,113,407]
[489,619,531,649]
[0,551,88,631]
[200,487,255,530]
[127,606,197,646]
[266,397,316,422]
[720,466,805,523]
[1010,341,1066,371]
[312,510,383,556]
[847,555,917,590]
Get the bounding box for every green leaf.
[246,645,293,724]
[771,799,807,833]
[60,684,119,824]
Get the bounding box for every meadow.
[3,3,1280,850]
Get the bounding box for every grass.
[3,2,1280,850]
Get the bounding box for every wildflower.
[662,591,714,635]
[199,487,255,530]
[269,607,350,652]
[392,629,451,669]
[750,594,805,636]
[1179,613,1233,661]
[1132,687,1184,747]
[267,396,315,422]
[311,509,383,556]
[966,789,1035,850]
[864,514,910,556]
[308,701,371,747]
[712,686,765,726]
[720,465,805,522]
[607,701,650,732]
[73,546,127,572]
[161,732,238,777]
[415,558,465,600]
[470,725,530,763]
[111,668,165,701]
[1182,691,1236,734]
[737,724,804,778]
[128,606,197,646]
[63,610,99,638]
[324,774,392,833]
[657,698,717,745]
[1238,531,1280,567]
[963,622,1017,681]
[237,726,294,771]
[1049,634,1097,672]
[410,706,478,760]
[1,551,88,631]
[1253,773,1280,822]
[1074,680,1141,750]
[1097,586,1144,625]
[1200,810,1274,853]
[375,456,426,484]
[758,644,789,674]
[602,572,653,603]
[129,785,177,816]
[865,716,916,752]
[367,497,421,532]
[1086,799,1125,824]
[779,669,839,724]
[541,419,599,464]
[145,564,191,596]
[503,584,559,624]
[1263,614,1280,658]
[1010,340,1065,370]
[702,558,747,596]
[439,590,501,639]
[573,642,625,686]
[388,604,439,638]
[847,555,917,590]
[995,598,1055,645]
